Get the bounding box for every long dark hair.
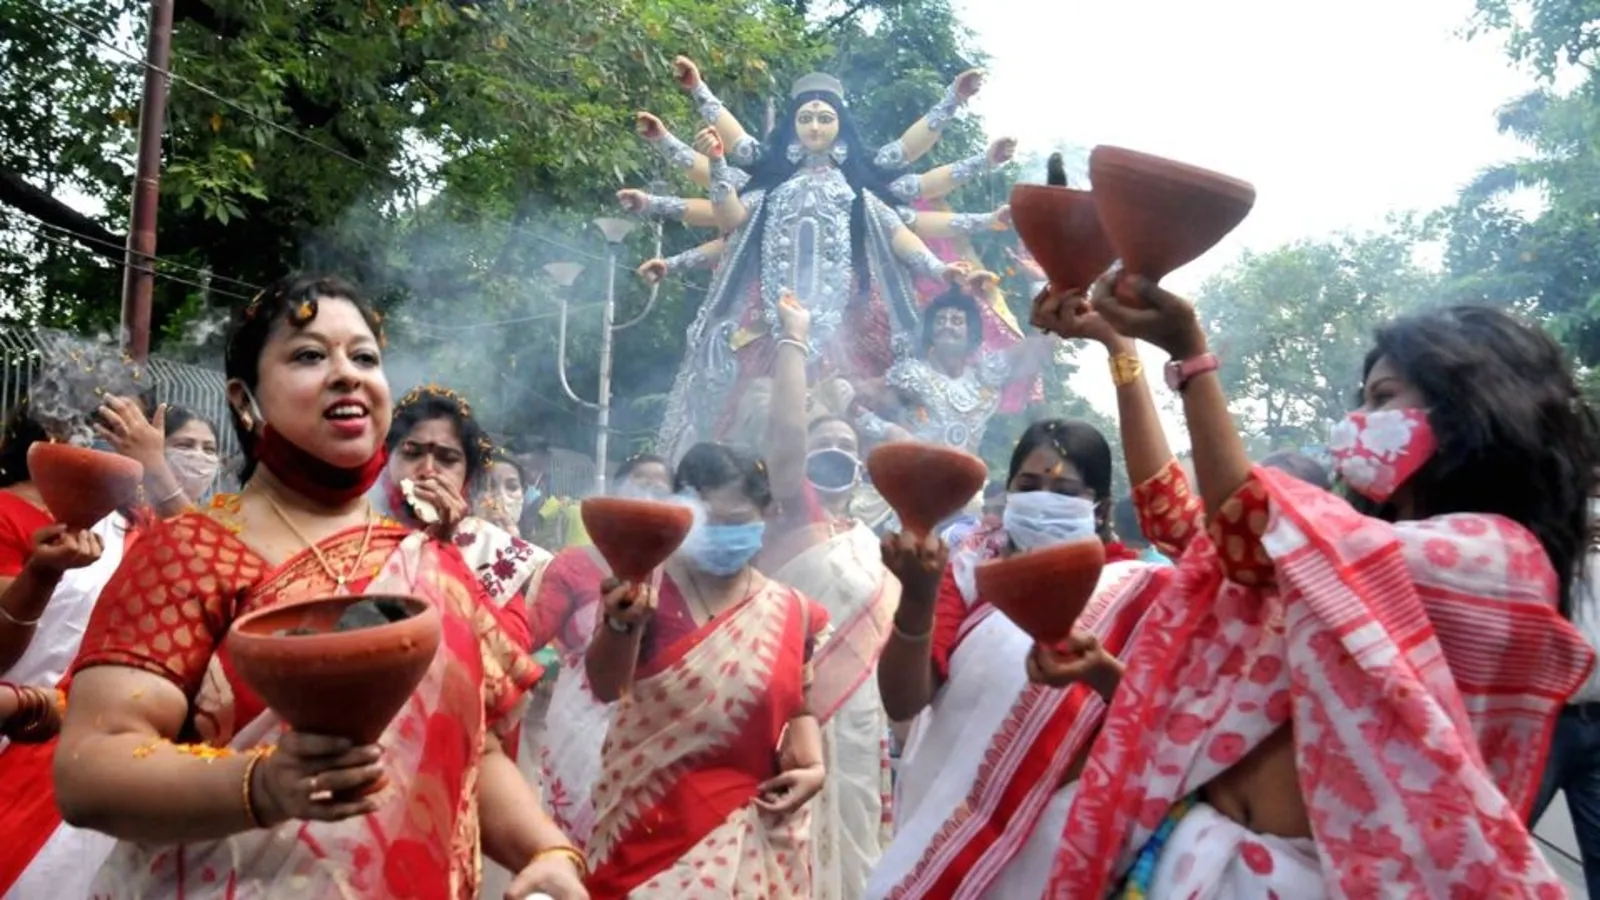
[674,442,773,510]
[223,273,383,482]
[734,90,904,297]
[386,387,492,490]
[1006,418,1115,537]
[1351,304,1599,616]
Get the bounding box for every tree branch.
[0,169,125,260]
[810,0,878,36]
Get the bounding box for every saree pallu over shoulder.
[1048,468,1593,899]
[869,560,1168,900]
[73,516,538,899]
[586,580,816,899]
[776,521,893,723]
[774,522,896,900]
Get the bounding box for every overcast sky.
[950,0,1541,445]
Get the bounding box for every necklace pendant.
[335,577,347,593]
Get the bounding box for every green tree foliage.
[1441,0,1600,363]
[0,0,999,465]
[1195,220,1438,451]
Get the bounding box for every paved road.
[1536,791,1588,897]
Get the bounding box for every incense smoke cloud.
[30,330,146,445]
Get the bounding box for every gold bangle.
[1109,353,1144,388]
[533,844,589,879]
[241,753,267,828]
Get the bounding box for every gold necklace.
[260,492,376,594]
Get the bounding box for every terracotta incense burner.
[1088,145,1255,293]
[974,538,1106,645]
[228,594,442,794]
[27,442,144,529]
[866,442,988,539]
[580,497,695,582]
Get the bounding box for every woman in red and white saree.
[583,442,831,898]
[759,294,897,900]
[1041,281,1599,897]
[868,414,1181,900]
[52,274,588,900]
[530,452,674,846]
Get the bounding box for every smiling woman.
[51,274,589,900]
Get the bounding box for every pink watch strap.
[1165,352,1219,392]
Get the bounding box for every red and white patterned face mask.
[1328,407,1437,503]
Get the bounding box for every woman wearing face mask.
[478,447,528,537]
[868,417,1188,898]
[374,387,551,646]
[1032,278,1596,897]
[159,407,221,504]
[52,275,588,900]
[582,442,831,898]
[756,293,897,899]
[527,451,674,846]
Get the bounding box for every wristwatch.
[604,614,634,635]
[1164,352,1219,393]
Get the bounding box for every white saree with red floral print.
[1048,468,1594,898]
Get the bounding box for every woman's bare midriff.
[1199,725,1312,839]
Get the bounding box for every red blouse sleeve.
[530,550,586,652]
[0,493,50,578]
[1131,458,1205,559]
[1205,472,1276,588]
[72,514,262,697]
[929,568,970,683]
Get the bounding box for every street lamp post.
[591,217,638,495]
[546,215,639,497]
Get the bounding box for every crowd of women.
[0,256,1594,899]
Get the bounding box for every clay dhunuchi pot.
[27,442,144,529]
[975,539,1106,645]
[581,497,694,583]
[1088,145,1255,289]
[866,442,988,539]
[1009,184,1118,295]
[228,594,441,794]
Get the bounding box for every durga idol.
[655,66,974,461]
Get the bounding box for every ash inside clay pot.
[975,538,1106,645]
[277,597,414,636]
[581,497,694,583]
[228,594,441,757]
[1009,183,1117,295]
[866,442,988,539]
[1088,145,1255,286]
[26,442,144,529]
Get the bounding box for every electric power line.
[0,208,264,295]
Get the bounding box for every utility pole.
[121,0,175,363]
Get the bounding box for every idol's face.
[795,100,840,153]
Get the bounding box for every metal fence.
[0,326,238,464]
[0,327,600,497]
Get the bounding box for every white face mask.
[166,448,219,501]
[1002,491,1098,550]
[495,489,525,524]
